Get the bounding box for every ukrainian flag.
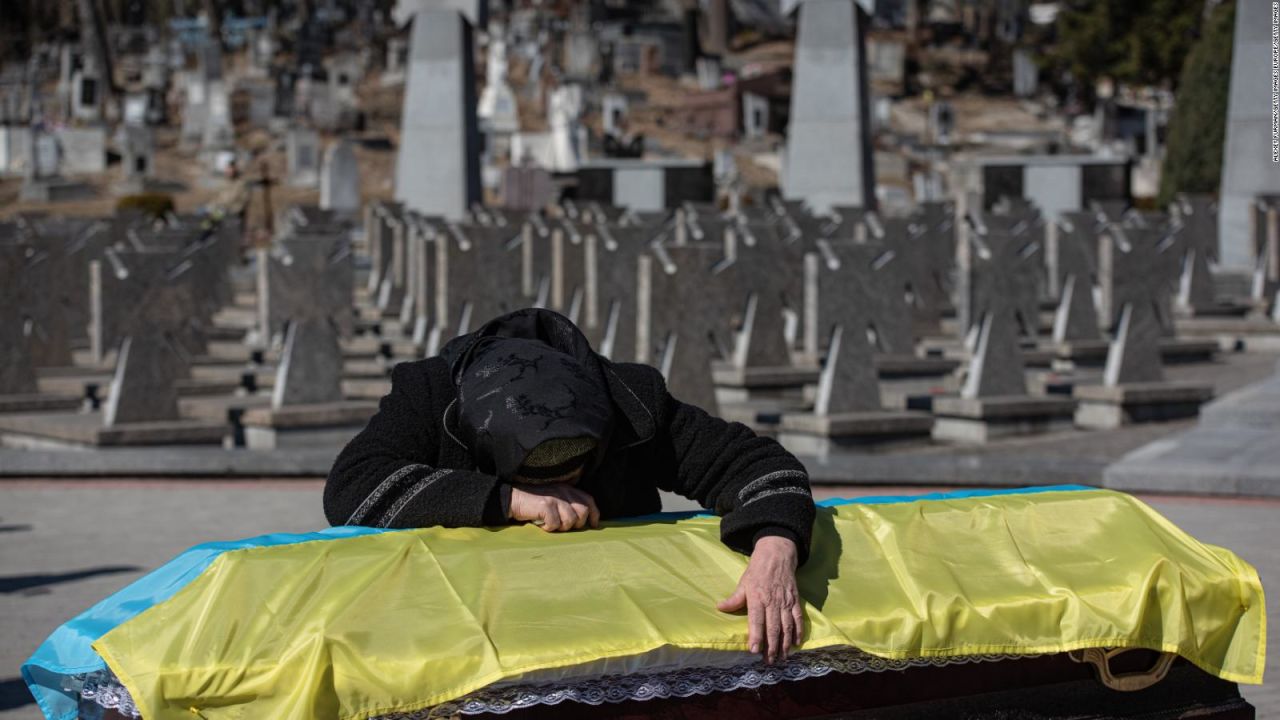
[23,486,1266,719]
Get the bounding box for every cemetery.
[0,0,1278,718]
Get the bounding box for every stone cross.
[587,223,652,362]
[804,239,912,362]
[1172,193,1218,262]
[97,251,207,426]
[962,308,1028,399]
[1103,299,1165,386]
[90,248,206,365]
[364,201,401,295]
[637,244,725,413]
[1048,211,1102,343]
[258,234,355,346]
[0,245,38,394]
[403,212,442,345]
[802,245,894,414]
[881,202,955,339]
[428,223,526,354]
[1097,224,1179,335]
[731,214,809,349]
[956,209,1044,340]
[103,331,186,425]
[550,219,587,322]
[271,314,344,408]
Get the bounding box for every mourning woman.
[325,308,816,663]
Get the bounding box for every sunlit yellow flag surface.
[91,487,1265,720]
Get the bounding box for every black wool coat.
[325,333,816,562]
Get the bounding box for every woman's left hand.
[716,535,803,664]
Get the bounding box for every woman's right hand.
[508,483,601,531]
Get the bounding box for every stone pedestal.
[0,411,226,448]
[931,395,1076,444]
[874,354,960,379]
[1073,383,1214,429]
[711,362,820,404]
[1158,338,1219,364]
[19,178,94,202]
[1053,339,1112,367]
[779,410,934,456]
[0,394,84,414]
[1055,338,1218,367]
[240,400,376,449]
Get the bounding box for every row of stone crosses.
[2,192,1275,450]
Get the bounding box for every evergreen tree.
[1049,0,1204,106]
[1158,1,1235,206]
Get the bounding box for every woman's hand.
[716,535,803,664]
[509,482,600,532]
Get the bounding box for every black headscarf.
[441,309,615,482]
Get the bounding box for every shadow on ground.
[0,566,140,595]
[0,678,34,711]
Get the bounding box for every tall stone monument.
[394,8,482,221]
[1219,0,1280,270]
[781,0,876,213]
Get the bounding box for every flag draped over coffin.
[24,486,1266,720]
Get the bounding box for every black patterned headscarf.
[441,310,614,482]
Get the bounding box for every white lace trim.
[71,646,1037,719]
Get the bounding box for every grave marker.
[395,8,482,220]
[782,0,876,212]
[319,140,360,213]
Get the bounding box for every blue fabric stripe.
[22,526,396,720]
[22,484,1095,719]
[624,484,1097,523]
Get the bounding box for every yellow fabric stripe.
[94,488,1265,720]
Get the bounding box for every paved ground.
[0,480,1274,718]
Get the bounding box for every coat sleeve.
[324,362,510,529]
[650,374,816,564]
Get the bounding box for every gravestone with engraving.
[319,140,360,214]
[287,127,321,187]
